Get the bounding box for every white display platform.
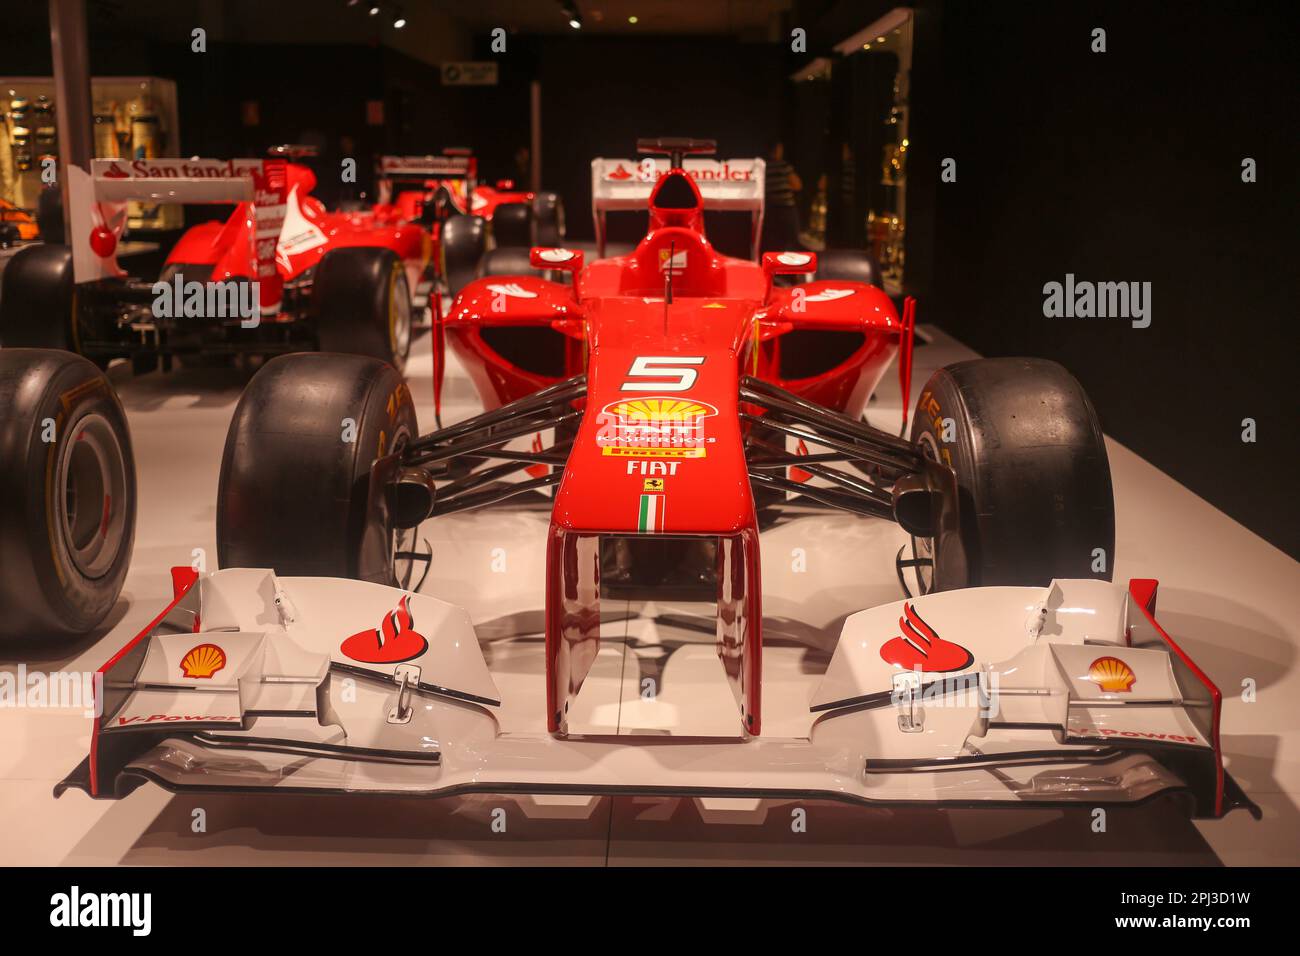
[1,323,1296,866]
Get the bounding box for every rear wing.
[590,156,765,258]
[67,158,287,308]
[375,154,478,207]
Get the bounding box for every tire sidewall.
[217,354,417,584]
[314,248,410,373]
[0,245,73,350]
[909,359,1115,591]
[0,351,135,637]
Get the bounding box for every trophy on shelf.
[128,90,163,160]
[93,108,119,158]
[32,95,56,173]
[8,94,32,172]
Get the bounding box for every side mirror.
[530,246,584,277]
[762,250,817,283]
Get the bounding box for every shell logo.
[180,643,227,679]
[605,398,716,422]
[1087,656,1136,693]
[597,397,719,459]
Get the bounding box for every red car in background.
[360,151,565,298]
[0,147,427,371]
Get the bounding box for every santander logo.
[879,603,974,673]
[340,595,429,665]
[606,164,634,181]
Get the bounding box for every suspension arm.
[406,374,586,455]
[748,471,896,520]
[740,376,919,458]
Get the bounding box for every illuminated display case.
[1,75,180,232]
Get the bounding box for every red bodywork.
[164,161,430,313]
[444,169,909,736]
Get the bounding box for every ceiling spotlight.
[368,4,380,15]
[628,15,638,23]
[560,2,581,29]
[569,18,581,29]
[393,14,406,28]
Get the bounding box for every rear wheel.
[0,349,135,638]
[0,244,73,349]
[313,248,411,373]
[440,214,488,298]
[217,352,418,585]
[813,249,883,288]
[532,192,565,246]
[907,357,1114,592]
[491,202,533,247]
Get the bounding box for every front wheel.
[217,352,418,584]
[907,357,1114,592]
[0,349,135,638]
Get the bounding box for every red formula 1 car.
[59,140,1252,819]
[0,148,427,372]
[362,151,566,298]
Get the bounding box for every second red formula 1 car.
[0,147,426,372]
[61,140,1254,820]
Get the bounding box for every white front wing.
[64,570,1241,817]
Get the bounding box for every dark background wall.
[902,0,1298,559]
[525,33,786,255]
[1,0,1295,557]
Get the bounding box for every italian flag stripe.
[638,494,665,533]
